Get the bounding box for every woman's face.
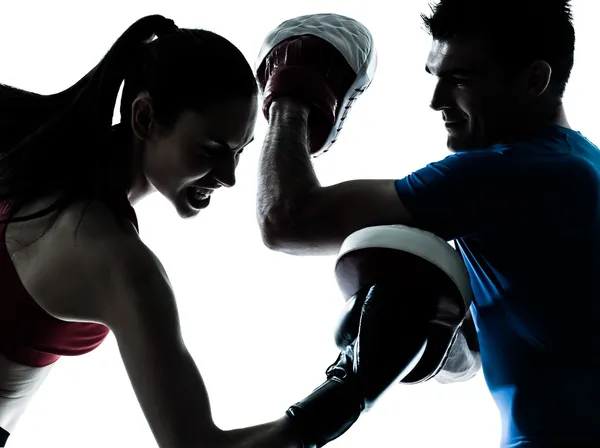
[131,95,258,218]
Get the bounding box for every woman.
[0,15,299,448]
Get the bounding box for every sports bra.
[0,195,139,368]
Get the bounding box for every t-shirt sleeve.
[394,149,521,240]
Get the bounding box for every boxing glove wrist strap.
[285,349,363,448]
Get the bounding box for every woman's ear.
[130,92,155,140]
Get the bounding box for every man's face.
[426,36,528,152]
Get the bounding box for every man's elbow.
[257,210,299,254]
[258,212,333,256]
[259,221,286,252]
[259,223,314,256]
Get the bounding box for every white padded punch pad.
[336,225,472,305]
[255,13,378,156]
[334,225,474,384]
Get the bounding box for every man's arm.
[258,99,485,385]
[257,99,415,256]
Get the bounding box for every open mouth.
[186,186,212,210]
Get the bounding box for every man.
[255,1,600,446]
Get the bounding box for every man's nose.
[430,79,453,111]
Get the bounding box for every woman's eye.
[199,147,218,159]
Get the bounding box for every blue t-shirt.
[394,126,600,446]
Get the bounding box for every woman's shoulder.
[9,193,138,238]
[7,195,146,324]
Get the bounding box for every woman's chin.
[176,195,211,218]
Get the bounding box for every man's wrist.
[269,97,310,121]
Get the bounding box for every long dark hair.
[0,14,257,225]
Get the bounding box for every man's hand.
[255,13,377,156]
[435,331,482,384]
[435,310,481,384]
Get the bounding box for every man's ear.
[130,93,155,140]
[527,60,552,98]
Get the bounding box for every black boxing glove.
[285,283,429,448]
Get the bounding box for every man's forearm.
[257,99,320,232]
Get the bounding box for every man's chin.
[447,135,478,153]
[447,138,466,153]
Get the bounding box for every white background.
[1,1,599,446]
